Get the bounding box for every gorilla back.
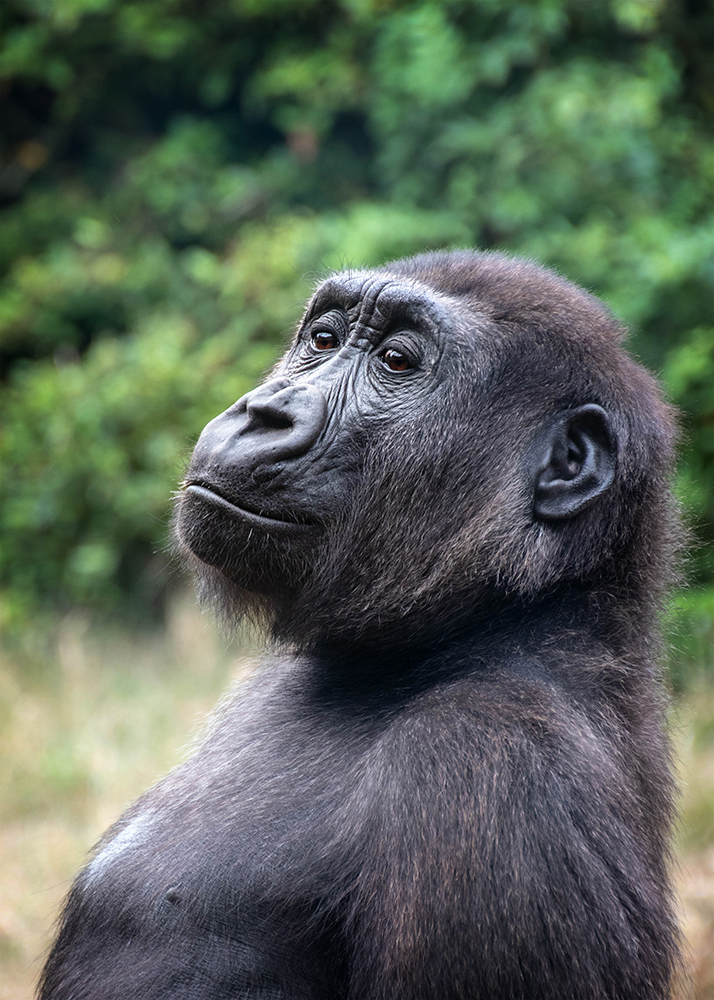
[40,252,683,1000]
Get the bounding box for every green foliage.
[1,0,712,642]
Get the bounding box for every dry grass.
[1,600,712,999]
[674,680,714,1000]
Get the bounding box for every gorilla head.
[175,250,678,652]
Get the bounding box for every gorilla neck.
[274,579,656,683]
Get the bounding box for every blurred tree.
[1,0,712,643]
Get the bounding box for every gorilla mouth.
[185,482,315,528]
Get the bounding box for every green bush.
[1,0,712,645]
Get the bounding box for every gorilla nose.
[239,378,328,460]
[192,378,328,473]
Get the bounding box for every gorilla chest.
[77,720,365,994]
[93,758,354,920]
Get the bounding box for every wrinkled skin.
[178,275,464,605]
[39,252,683,1000]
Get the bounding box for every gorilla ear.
[534,404,616,521]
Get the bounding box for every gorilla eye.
[312,330,339,351]
[381,348,412,372]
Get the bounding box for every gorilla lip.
[185,482,314,529]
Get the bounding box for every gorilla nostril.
[246,401,292,431]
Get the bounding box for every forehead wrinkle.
[325,272,460,346]
[307,270,380,315]
[342,275,397,343]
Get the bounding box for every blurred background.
[0,0,712,996]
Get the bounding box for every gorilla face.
[176,274,464,596]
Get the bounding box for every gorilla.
[39,251,683,1000]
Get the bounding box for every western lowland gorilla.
[39,251,683,1000]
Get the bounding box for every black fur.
[39,251,683,999]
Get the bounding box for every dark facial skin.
[39,252,683,1000]
[177,274,459,599]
